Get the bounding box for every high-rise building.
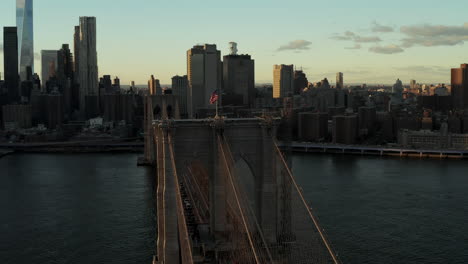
[3,27,20,103]
[410,79,417,90]
[57,44,74,116]
[333,115,358,144]
[77,17,98,116]
[41,50,58,90]
[336,72,344,90]
[57,44,73,83]
[273,64,294,98]
[148,75,162,95]
[17,0,34,80]
[223,49,254,106]
[73,26,80,75]
[172,75,189,117]
[451,64,468,110]
[187,44,222,117]
[293,70,308,95]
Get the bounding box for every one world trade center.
[17,0,34,80]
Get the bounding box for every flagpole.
[215,94,219,118]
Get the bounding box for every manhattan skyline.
[0,0,467,85]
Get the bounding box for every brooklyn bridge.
[143,96,342,264]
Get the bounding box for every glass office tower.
[17,0,34,80]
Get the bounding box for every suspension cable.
[272,139,341,264]
[218,135,261,264]
[221,135,275,263]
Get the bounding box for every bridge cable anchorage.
[272,139,342,264]
[168,134,195,264]
[221,135,275,263]
[218,135,262,264]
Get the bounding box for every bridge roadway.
[282,142,468,158]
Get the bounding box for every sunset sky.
[1,0,467,85]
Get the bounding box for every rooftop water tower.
[229,42,238,55]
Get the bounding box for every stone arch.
[167,105,173,119]
[154,105,161,119]
[233,156,256,212]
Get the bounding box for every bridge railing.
[168,134,194,264]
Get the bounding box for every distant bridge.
[144,96,342,263]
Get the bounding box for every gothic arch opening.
[154,105,161,119]
[234,157,256,214]
[167,105,173,119]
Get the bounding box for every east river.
[1,153,467,263]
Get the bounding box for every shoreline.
[0,141,144,155]
[284,142,468,160]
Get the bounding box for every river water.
[1,153,467,263]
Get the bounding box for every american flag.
[210,90,219,105]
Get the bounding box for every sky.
[1,0,468,85]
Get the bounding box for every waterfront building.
[77,17,98,117]
[451,64,468,109]
[2,104,32,129]
[171,75,189,117]
[223,46,255,106]
[46,93,64,129]
[3,27,20,103]
[398,128,468,150]
[187,44,222,117]
[358,106,377,135]
[273,64,294,98]
[41,50,58,91]
[17,0,34,80]
[298,112,328,142]
[332,115,358,144]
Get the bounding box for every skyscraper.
[3,27,20,103]
[73,26,80,76]
[57,44,74,115]
[187,44,222,117]
[172,75,189,117]
[41,50,58,90]
[77,17,98,117]
[410,79,417,90]
[148,75,162,95]
[451,64,468,110]
[336,72,344,90]
[17,0,34,80]
[273,64,294,98]
[223,48,255,106]
[293,70,308,95]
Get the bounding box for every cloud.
[332,31,381,43]
[372,22,394,33]
[34,52,40,60]
[354,36,382,43]
[0,43,3,53]
[331,31,356,40]
[369,45,404,54]
[400,23,468,47]
[277,40,312,51]
[345,44,362,50]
